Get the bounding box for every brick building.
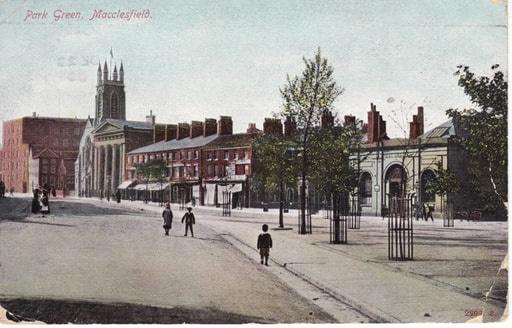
[124,116,261,207]
[0,114,86,193]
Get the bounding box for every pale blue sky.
[0,0,507,143]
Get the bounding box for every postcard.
[0,0,508,325]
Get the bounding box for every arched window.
[421,169,437,203]
[111,93,119,118]
[359,172,372,205]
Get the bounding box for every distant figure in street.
[31,189,41,214]
[116,189,121,203]
[40,190,50,215]
[257,224,273,266]
[0,180,5,198]
[51,187,56,198]
[181,207,195,237]
[426,204,434,221]
[162,203,173,236]
[106,190,111,202]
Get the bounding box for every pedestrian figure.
[426,204,434,221]
[257,224,273,266]
[106,191,111,202]
[51,187,56,198]
[162,203,173,236]
[181,207,195,237]
[116,189,121,203]
[31,189,41,214]
[40,190,50,215]
[0,180,5,198]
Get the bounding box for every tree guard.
[222,191,231,217]
[330,193,348,244]
[388,196,414,260]
[444,201,454,227]
[348,194,361,229]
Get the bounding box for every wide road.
[0,196,335,324]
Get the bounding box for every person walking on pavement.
[162,203,173,236]
[257,224,273,266]
[31,189,41,214]
[115,189,121,203]
[181,207,195,237]
[40,190,50,215]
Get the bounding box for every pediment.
[93,122,123,135]
[34,147,60,159]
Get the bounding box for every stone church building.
[75,61,162,197]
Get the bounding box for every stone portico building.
[355,104,470,217]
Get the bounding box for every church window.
[111,93,119,118]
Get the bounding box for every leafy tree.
[446,65,507,211]
[279,48,343,233]
[309,124,360,196]
[135,159,168,203]
[253,134,298,227]
[425,161,460,216]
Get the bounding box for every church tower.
[95,60,126,126]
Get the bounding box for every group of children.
[161,203,196,237]
[161,204,273,266]
[31,188,51,215]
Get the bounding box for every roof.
[202,132,260,149]
[128,134,220,154]
[103,119,154,131]
[419,119,468,140]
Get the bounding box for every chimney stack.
[190,121,203,138]
[263,118,283,135]
[217,116,233,135]
[153,124,166,143]
[344,115,356,126]
[246,123,259,133]
[367,103,387,143]
[321,110,334,129]
[165,124,177,141]
[204,118,217,137]
[145,110,155,126]
[409,106,424,139]
[284,116,296,137]
[177,122,190,140]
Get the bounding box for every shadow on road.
[46,199,143,217]
[2,219,76,227]
[0,298,269,324]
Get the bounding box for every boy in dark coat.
[181,207,195,237]
[257,224,273,266]
[162,203,173,236]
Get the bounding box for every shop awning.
[117,180,136,189]
[134,182,170,191]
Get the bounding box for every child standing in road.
[257,224,273,266]
[181,207,195,237]
[162,203,173,236]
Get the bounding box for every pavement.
[97,197,509,323]
[0,194,508,323]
